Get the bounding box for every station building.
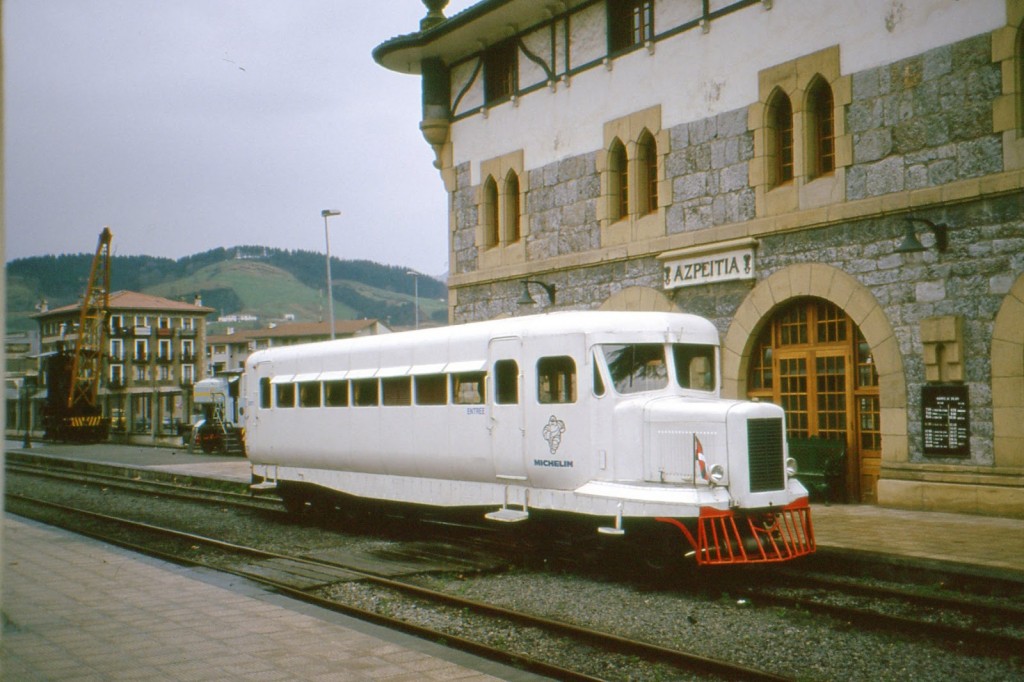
[33,291,215,446]
[374,0,1024,516]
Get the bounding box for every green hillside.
[146,259,356,322]
[7,247,448,333]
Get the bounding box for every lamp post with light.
[322,210,341,339]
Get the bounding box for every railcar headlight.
[709,464,725,483]
[786,457,798,476]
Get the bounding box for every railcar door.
[489,336,527,482]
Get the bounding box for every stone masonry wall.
[847,33,1003,198]
[665,108,756,233]
[451,162,478,276]
[525,152,600,261]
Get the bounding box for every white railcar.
[243,311,814,565]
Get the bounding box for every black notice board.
[922,384,970,457]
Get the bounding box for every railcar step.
[484,508,529,523]
[249,481,278,492]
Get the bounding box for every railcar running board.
[250,481,278,493]
[598,505,626,535]
[484,508,530,523]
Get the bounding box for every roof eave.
[373,0,548,75]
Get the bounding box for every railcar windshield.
[601,344,668,394]
[599,343,717,394]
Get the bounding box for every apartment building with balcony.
[34,290,214,445]
[4,330,42,438]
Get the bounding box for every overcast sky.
[4,0,477,278]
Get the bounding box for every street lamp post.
[322,210,341,339]
[406,271,420,329]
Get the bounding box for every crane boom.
[68,227,112,411]
[41,226,114,442]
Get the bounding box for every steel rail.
[736,587,1023,658]
[776,571,1024,622]
[8,492,792,682]
[6,461,281,512]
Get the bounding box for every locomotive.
[242,311,814,566]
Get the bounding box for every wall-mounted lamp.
[517,280,556,306]
[896,217,949,254]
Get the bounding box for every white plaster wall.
[451,0,1005,185]
[520,24,551,89]
[451,59,483,118]
[657,0,704,29]
[569,3,607,69]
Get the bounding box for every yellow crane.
[44,227,112,442]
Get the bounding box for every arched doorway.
[745,297,880,502]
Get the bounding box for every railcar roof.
[247,311,720,370]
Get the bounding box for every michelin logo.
[534,459,574,468]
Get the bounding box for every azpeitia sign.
[660,240,757,290]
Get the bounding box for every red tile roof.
[35,290,216,318]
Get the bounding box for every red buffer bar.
[657,498,815,566]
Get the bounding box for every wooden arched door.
[747,297,880,502]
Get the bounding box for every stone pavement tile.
[4,517,518,682]
[812,505,1024,572]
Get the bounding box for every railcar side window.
[601,344,667,394]
[275,382,296,408]
[299,382,321,408]
[538,356,576,404]
[494,360,519,404]
[259,378,271,409]
[414,374,447,405]
[382,377,412,406]
[672,344,716,391]
[352,379,379,407]
[593,354,606,397]
[324,380,349,407]
[452,372,485,405]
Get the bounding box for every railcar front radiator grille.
[747,418,784,492]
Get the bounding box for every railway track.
[736,572,1024,658]
[5,458,282,512]
[7,460,1023,679]
[7,492,789,682]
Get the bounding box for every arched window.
[807,76,835,178]
[609,138,628,221]
[503,170,521,243]
[482,176,499,247]
[637,130,658,215]
[767,89,794,186]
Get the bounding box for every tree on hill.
[7,246,447,328]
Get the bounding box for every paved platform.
[1,516,548,681]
